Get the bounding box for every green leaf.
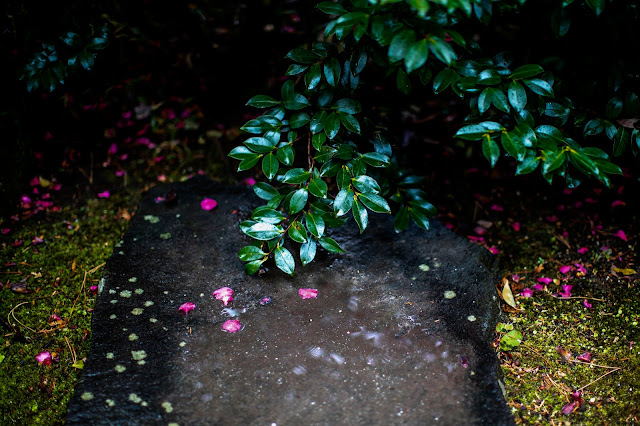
[508,80,527,111]
[514,124,537,148]
[515,154,540,175]
[583,119,605,136]
[275,145,293,166]
[455,121,505,140]
[334,98,362,114]
[286,64,308,76]
[261,153,279,180]
[590,157,622,175]
[389,30,416,63]
[299,239,317,267]
[275,246,295,276]
[243,222,284,240]
[429,37,456,65]
[361,152,390,167]
[499,330,523,351]
[396,68,411,94]
[286,48,321,64]
[244,137,277,153]
[338,112,361,134]
[290,112,310,129]
[352,200,368,233]
[482,136,500,167]
[352,175,380,194]
[394,206,411,232]
[476,69,501,86]
[586,0,605,16]
[245,259,265,275]
[228,146,255,160]
[500,131,526,161]
[254,182,279,201]
[238,154,261,172]
[409,0,429,16]
[316,1,347,15]
[359,193,390,213]
[334,188,354,216]
[324,57,341,87]
[409,208,430,230]
[310,111,327,134]
[288,221,308,243]
[405,39,429,73]
[433,69,458,94]
[318,237,345,253]
[289,188,309,214]
[478,88,493,114]
[605,97,624,119]
[544,102,569,118]
[238,245,267,261]
[305,63,322,90]
[315,146,337,163]
[408,198,437,216]
[283,93,311,111]
[252,206,286,224]
[312,133,326,150]
[491,89,510,113]
[524,78,554,97]
[283,168,310,184]
[613,126,629,157]
[542,150,567,174]
[569,151,599,177]
[246,95,280,108]
[336,11,367,28]
[337,167,351,190]
[535,125,564,145]
[508,64,544,80]
[241,116,280,134]
[324,112,341,139]
[305,212,325,237]
[308,178,328,198]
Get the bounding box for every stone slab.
[66,176,513,425]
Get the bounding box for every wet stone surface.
[66,176,513,425]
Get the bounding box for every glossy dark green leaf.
[476,69,501,86]
[408,0,429,16]
[352,175,380,194]
[389,30,416,63]
[275,246,295,276]
[409,208,430,230]
[289,188,309,214]
[305,63,322,90]
[246,95,280,108]
[544,102,569,118]
[405,39,429,73]
[482,136,500,167]
[277,145,294,166]
[237,154,261,172]
[455,121,504,141]
[361,152,390,167]
[240,116,280,134]
[314,145,337,163]
[429,37,456,65]
[358,193,390,213]
[396,68,411,94]
[535,125,564,144]
[312,133,326,150]
[433,69,459,94]
[524,78,554,97]
[334,188,354,216]
[626,92,640,115]
[586,0,605,15]
[290,112,310,129]
[244,137,277,153]
[542,150,566,174]
[334,98,362,114]
[605,97,624,119]
[310,111,327,134]
[308,178,328,198]
[243,222,284,240]
[513,124,537,148]
[509,64,544,80]
[351,50,368,75]
[286,48,321,64]
[283,168,310,184]
[283,93,311,111]
[352,200,368,234]
[336,11,367,28]
[324,57,341,87]
[305,212,325,237]
[515,154,540,175]
[408,198,437,217]
[339,112,361,134]
[393,206,411,232]
[500,131,526,161]
[288,221,308,243]
[508,80,527,111]
[337,167,351,190]
[491,89,510,113]
[254,182,279,201]
[300,239,317,266]
[244,259,265,275]
[228,146,255,160]
[419,67,433,85]
[613,126,629,157]
[262,153,279,180]
[324,112,341,139]
[590,157,622,175]
[286,64,308,76]
[569,151,599,176]
[238,245,267,262]
[251,206,286,224]
[318,237,345,253]
[478,88,493,114]
[316,1,347,15]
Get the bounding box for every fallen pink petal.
[574,263,587,275]
[488,246,499,255]
[201,198,218,211]
[36,351,52,365]
[298,288,318,299]
[32,236,44,245]
[614,230,627,241]
[97,191,110,198]
[512,222,521,232]
[545,215,558,223]
[583,299,592,308]
[30,176,40,186]
[520,288,534,298]
[490,204,503,211]
[611,200,625,207]
[577,247,589,254]
[538,277,553,284]
[222,319,242,333]
[532,284,545,291]
[562,401,579,415]
[90,285,99,295]
[179,302,196,314]
[576,352,592,362]
[511,274,521,282]
[260,297,272,306]
[213,287,234,305]
[242,177,257,186]
[468,235,484,243]
[559,265,572,274]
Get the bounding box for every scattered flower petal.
[511,274,520,282]
[90,285,98,295]
[1,228,10,235]
[574,263,587,275]
[583,299,592,308]
[614,230,627,241]
[559,284,573,298]
[545,215,558,223]
[30,176,40,186]
[538,277,553,284]
[520,288,534,298]
[577,247,589,254]
[512,222,521,232]
[298,288,318,299]
[532,284,545,291]
[490,204,503,211]
[260,297,272,306]
[213,287,234,305]
[468,235,484,243]
[576,352,592,362]
[221,319,242,333]
[562,401,579,415]
[36,351,52,365]
[98,191,110,198]
[611,200,625,207]
[488,246,499,255]
[559,265,572,274]
[11,239,23,248]
[201,198,218,211]
[242,177,256,186]
[32,236,44,245]
[178,302,196,314]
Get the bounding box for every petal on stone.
[537,277,553,284]
[179,302,196,314]
[213,287,234,305]
[298,288,318,299]
[36,351,52,365]
[200,198,218,211]
[221,319,242,333]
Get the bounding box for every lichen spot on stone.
[131,308,144,316]
[144,215,160,224]
[179,342,186,347]
[135,288,144,295]
[434,262,441,268]
[137,360,146,365]
[129,393,143,404]
[106,352,114,359]
[444,290,456,299]
[164,291,169,295]
[109,289,116,294]
[128,333,138,341]
[144,300,154,307]
[168,423,179,426]
[200,293,205,297]
[129,277,137,283]
[162,401,174,413]
[119,251,124,255]
[467,315,477,322]
[110,299,118,304]
[141,401,148,407]
[120,290,132,298]
[149,318,158,323]
[132,350,147,361]
[418,264,430,272]
[160,232,171,240]
[115,365,126,373]
[81,392,94,401]
[109,314,117,320]
[106,399,115,407]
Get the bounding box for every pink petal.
[562,401,579,415]
[221,319,242,333]
[488,246,499,255]
[532,284,545,291]
[260,297,272,306]
[490,204,503,211]
[108,143,118,155]
[178,302,196,314]
[577,247,589,254]
[473,226,487,236]
[213,287,234,306]
[512,222,521,232]
[2,228,11,235]
[242,177,256,186]
[562,284,573,294]
[90,285,98,295]
[611,200,625,207]
[511,274,521,282]
[36,351,52,365]
[559,265,572,274]
[97,191,110,198]
[520,288,534,298]
[574,263,587,274]
[468,235,484,243]
[546,215,558,223]
[538,277,553,284]
[614,230,627,241]
[576,352,592,362]
[298,288,318,299]
[30,176,40,186]
[32,236,44,245]
[201,198,218,211]
[583,299,592,308]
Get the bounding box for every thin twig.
[8,302,37,333]
[578,367,621,392]
[88,262,106,275]
[64,336,77,364]
[68,271,88,322]
[570,359,619,369]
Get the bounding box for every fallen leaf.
[612,267,636,276]
[502,281,517,309]
[556,345,573,362]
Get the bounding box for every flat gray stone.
[66,176,513,425]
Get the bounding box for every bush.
[230,0,640,276]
